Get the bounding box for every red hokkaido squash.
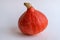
[18,2,48,35]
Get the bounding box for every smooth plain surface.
[0,0,60,40]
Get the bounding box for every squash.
[18,2,48,35]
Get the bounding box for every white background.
[0,0,60,40]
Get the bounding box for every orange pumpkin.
[18,3,48,35]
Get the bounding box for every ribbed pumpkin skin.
[18,7,48,35]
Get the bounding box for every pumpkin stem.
[24,2,32,9]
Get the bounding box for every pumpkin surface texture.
[18,2,48,35]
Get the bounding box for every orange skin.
[18,7,48,35]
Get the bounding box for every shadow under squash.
[9,26,36,38]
